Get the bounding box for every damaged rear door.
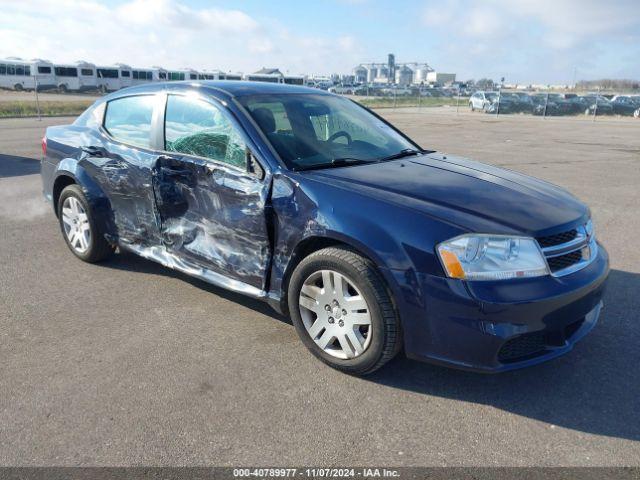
[152,93,271,294]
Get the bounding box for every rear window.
[104,95,156,148]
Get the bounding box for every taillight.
[41,136,47,156]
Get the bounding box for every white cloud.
[420,0,640,82]
[423,0,639,48]
[0,0,362,75]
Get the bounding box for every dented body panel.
[41,81,609,372]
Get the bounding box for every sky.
[0,0,638,84]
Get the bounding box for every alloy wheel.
[61,196,91,253]
[298,269,372,359]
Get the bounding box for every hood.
[304,153,588,235]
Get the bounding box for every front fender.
[269,172,463,302]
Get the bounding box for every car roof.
[103,80,328,102]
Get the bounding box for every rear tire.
[57,184,113,263]
[14,83,23,91]
[288,247,401,375]
[469,102,475,111]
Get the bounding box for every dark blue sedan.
[40,81,609,374]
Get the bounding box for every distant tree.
[576,78,640,92]
[475,78,495,90]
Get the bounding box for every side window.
[104,95,156,148]
[164,95,246,168]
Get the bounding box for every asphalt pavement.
[0,111,638,466]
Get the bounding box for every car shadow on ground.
[101,250,291,325]
[100,250,638,441]
[0,154,41,178]
[367,268,639,442]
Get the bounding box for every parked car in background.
[512,92,534,113]
[379,86,412,96]
[327,84,358,94]
[610,96,640,116]
[530,93,574,116]
[577,95,614,116]
[40,81,608,375]
[469,91,497,111]
[497,92,529,113]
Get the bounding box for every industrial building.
[352,54,455,86]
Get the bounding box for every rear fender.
[54,158,117,242]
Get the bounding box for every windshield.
[485,92,498,100]
[238,94,420,170]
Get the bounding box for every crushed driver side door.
[151,93,272,295]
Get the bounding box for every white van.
[222,72,243,81]
[131,68,154,85]
[96,66,119,92]
[283,74,306,85]
[197,70,224,80]
[54,61,97,92]
[243,73,284,83]
[115,63,132,88]
[165,69,193,81]
[0,57,36,90]
[32,59,56,90]
[96,65,130,92]
[184,68,199,81]
[151,67,168,82]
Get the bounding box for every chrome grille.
[537,229,578,248]
[547,250,584,272]
[536,221,597,277]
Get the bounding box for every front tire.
[57,184,113,263]
[288,247,401,375]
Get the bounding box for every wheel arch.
[52,162,117,242]
[52,174,77,217]
[276,233,400,319]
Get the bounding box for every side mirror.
[246,148,265,180]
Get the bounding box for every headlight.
[437,234,549,281]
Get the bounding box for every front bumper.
[385,243,609,372]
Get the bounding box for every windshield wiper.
[295,157,372,172]
[330,157,371,166]
[378,148,424,163]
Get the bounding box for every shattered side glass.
[165,94,247,168]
